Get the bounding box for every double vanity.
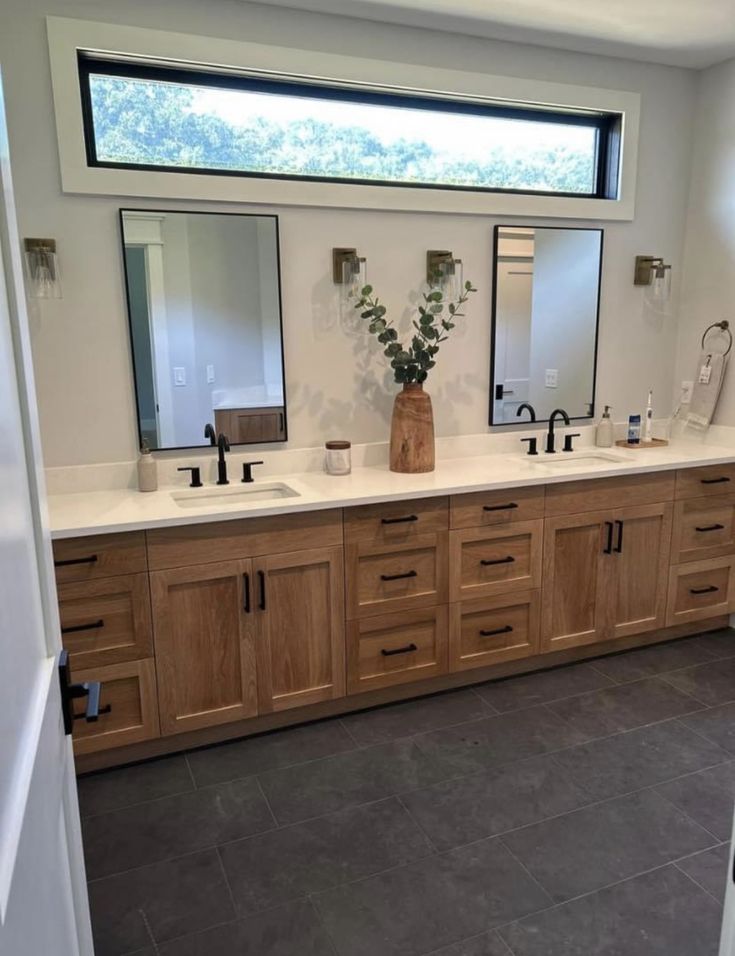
[51,441,735,772]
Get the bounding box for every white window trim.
[46,16,640,221]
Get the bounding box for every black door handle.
[701,476,730,485]
[614,520,624,554]
[258,571,267,611]
[243,573,251,613]
[480,625,514,637]
[690,585,719,595]
[381,515,418,525]
[380,643,417,657]
[483,503,518,512]
[480,556,515,566]
[58,649,111,735]
[604,521,614,554]
[695,524,725,533]
[380,570,418,581]
[61,619,104,635]
[54,554,98,568]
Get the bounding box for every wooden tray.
[615,438,669,449]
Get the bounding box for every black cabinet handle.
[695,524,725,533]
[279,412,284,433]
[701,476,730,485]
[604,522,614,554]
[380,570,418,582]
[61,619,104,635]
[480,556,515,566]
[483,503,518,512]
[54,554,98,568]
[381,515,418,525]
[257,571,266,610]
[614,520,624,554]
[380,643,417,657]
[58,648,111,735]
[480,625,514,638]
[690,585,719,595]
[243,573,251,614]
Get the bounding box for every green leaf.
[430,303,443,314]
[448,303,456,315]
[417,369,428,383]
[362,284,373,295]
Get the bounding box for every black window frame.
[78,52,622,201]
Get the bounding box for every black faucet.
[545,408,570,454]
[516,402,537,423]
[204,423,217,446]
[215,433,231,485]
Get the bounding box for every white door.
[0,70,93,956]
[721,823,735,955]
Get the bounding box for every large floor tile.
[427,931,512,955]
[186,719,355,788]
[664,657,735,707]
[499,864,722,956]
[690,628,735,660]
[655,761,735,840]
[87,849,234,956]
[502,788,714,902]
[220,796,432,916]
[682,702,735,754]
[474,662,613,713]
[401,754,591,851]
[590,637,716,684]
[342,689,491,746]
[677,843,731,903]
[78,756,194,818]
[551,719,729,802]
[313,838,550,956]
[414,707,588,777]
[258,737,449,825]
[156,900,335,956]
[83,777,275,879]
[546,677,702,739]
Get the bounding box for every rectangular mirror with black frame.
[489,224,603,426]
[120,208,286,451]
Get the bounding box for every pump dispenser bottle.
[596,406,614,448]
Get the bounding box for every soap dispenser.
[596,406,614,448]
[137,440,158,492]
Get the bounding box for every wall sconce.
[24,238,62,299]
[332,247,367,316]
[634,255,671,311]
[427,250,463,299]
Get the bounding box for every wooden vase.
[389,383,435,473]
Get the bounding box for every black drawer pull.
[380,570,418,582]
[701,476,731,485]
[243,573,251,614]
[483,503,518,512]
[381,643,418,657]
[381,515,419,525]
[614,520,624,554]
[73,682,112,723]
[61,619,104,635]
[54,554,98,568]
[695,524,725,533]
[604,521,614,554]
[480,556,515,566]
[258,570,266,611]
[690,585,719,595]
[480,625,514,638]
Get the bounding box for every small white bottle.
[596,405,614,448]
[644,389,654,442]
[137,441,158,492]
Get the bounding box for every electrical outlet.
[206,364,215,384]
[173,367,186,387]
[681,380,694,404]
[545,368,558,388]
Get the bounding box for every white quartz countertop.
[47,437,735,539]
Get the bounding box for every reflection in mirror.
[120,209,286,451]
[490,225,603,425]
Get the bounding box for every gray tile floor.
[78,628,735,956]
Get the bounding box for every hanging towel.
[686,351,728,429]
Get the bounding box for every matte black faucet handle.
[520,437,539,456]
[563,433,582,453]
[204,423,217,446]
[242,460,265,484]
[177,466,202,488]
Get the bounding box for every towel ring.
[701,320,733,357]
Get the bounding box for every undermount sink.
[171,482,300,509]
[524,452,628,468]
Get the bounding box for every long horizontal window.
[78,54,621,199]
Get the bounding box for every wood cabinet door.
[541,511,611,651]
[151,560,258,735]
[609,502,673,640]
[254,547,345,713]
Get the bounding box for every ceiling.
[253,0,735,68]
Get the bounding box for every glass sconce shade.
[645,260,672,310]
[427,250,463,300]
[24,238,62,299]
[333,247,367,318]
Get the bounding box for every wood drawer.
[53,532,147,584]
[676,464,735,499]
[58,573,153,669]
[346,533,448,619]
[450,487,545,530]
[344,496,448,545]
[545,473,674,517]
[672,495,735,564]
[449,590,540,672]
[146,509,342,570]
[667,556,735,626]
[71,658,160,756]
[347,606,448,693]
[449,520,543,602]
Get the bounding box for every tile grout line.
[304,896,342,956]
[395,792,442,855]
[651,783,727,844]
[497,835,556,907]
[214,844,241,921]
[253,774,281,830]
[673,857,728,908]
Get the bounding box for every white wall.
[677,57,735,427]
[0,0,697,465]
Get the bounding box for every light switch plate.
[681,380,694,404]
[545,368,558,388]
[206,364,215,384]
[173,367,186,386]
